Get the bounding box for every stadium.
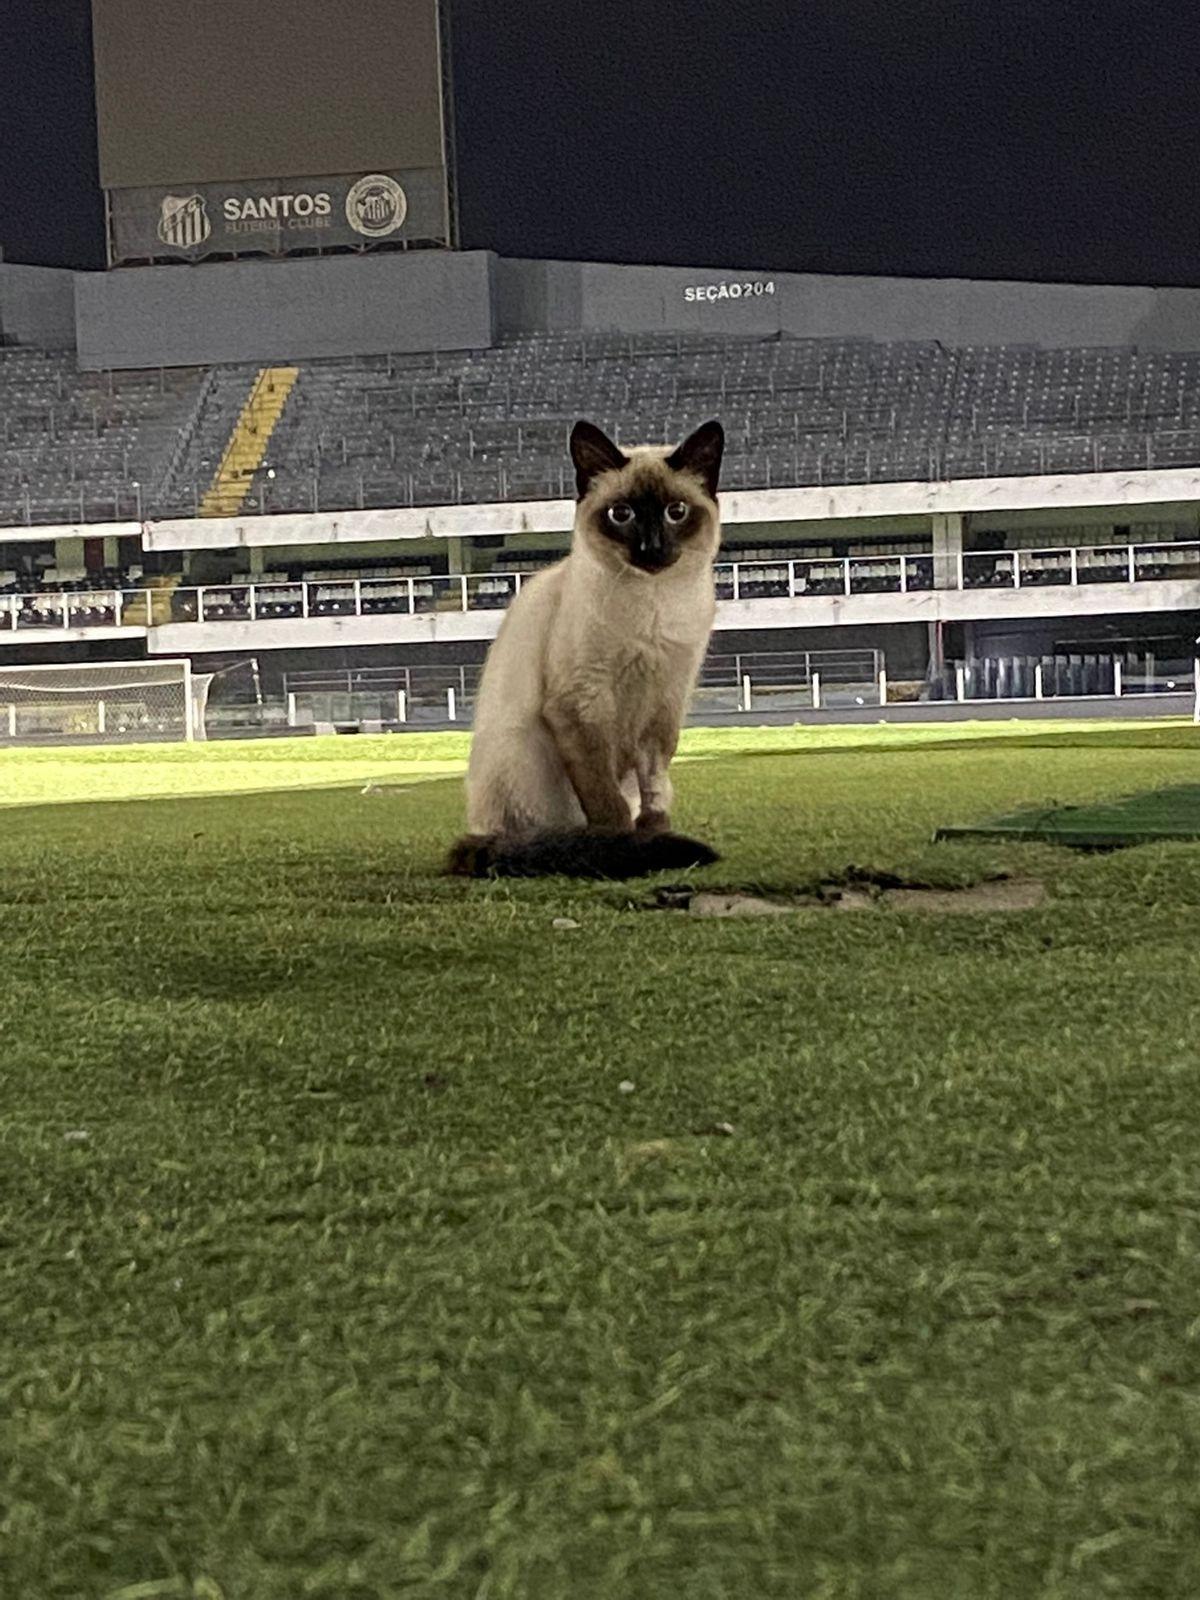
[4,3,1200,1596]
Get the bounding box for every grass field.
[4,721,1200,1600]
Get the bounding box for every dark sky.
[3,0,1200,285]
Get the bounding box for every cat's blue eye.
[607,502,635,526]
[665,501,690,525]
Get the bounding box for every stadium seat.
[9,333,1200,529]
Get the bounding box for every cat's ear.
[570,420,627,498]
[667,419,724,500]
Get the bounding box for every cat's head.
[568,418,724,576]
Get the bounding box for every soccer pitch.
[3,721,1200,1599]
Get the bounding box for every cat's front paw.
[635,808,671,836]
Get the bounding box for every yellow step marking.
[198,366,299,519]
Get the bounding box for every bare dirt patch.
[651,873,1046,918]
[874,880,1046,914]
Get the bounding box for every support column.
[927,514,963,694]
[55,535,86,580]
[445,536,464,576]
[927,620,946,675]
[931,512,963,590]
[457,537,485,574]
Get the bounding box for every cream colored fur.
[465,445,719,838]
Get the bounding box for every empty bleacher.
[0,348,206,526]
[245,335,1200,515]
[8,333,1200,528]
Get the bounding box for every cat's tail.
[446,828,719,880]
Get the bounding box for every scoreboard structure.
[91,0,456,265]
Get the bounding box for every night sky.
[3,0,1199,285]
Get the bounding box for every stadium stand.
[8,333,1200,528]
[0,348,206,526]
[187,334,1200,515]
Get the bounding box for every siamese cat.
[448,417,724,878]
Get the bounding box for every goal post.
[0,658,199,746]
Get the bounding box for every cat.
[447,417,724,878]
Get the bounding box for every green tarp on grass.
[937,783,1200,848]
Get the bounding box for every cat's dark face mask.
[598,489,690,573]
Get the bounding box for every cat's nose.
[632,529,673,571]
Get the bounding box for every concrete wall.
[0,265,77,349]
[139,467,1200,556]
[25,249,1200,370]
[717,623,929,678]
[144,579,1200,660]
[177,622,930,695]
[75,250,496,370]
[495,257,1200,351]
[969,611,1200,659]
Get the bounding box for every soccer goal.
[0,659,206,746]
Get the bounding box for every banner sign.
[108,169,448,263]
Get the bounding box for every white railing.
[2,540,1198,635]
[281,648,888,726]
[958,541,1200,590]
[0,588,145,633]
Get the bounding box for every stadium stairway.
[198,366,298,517]
[119,573,182,627]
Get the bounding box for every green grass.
[3,722,1200,1599]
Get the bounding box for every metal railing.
[155,428,1200,517]
[284,647,882,701]
[937,653,1199,703]
[0,588,146,633]
[959,542,1200,589]
[279,647,1200,728]
[2,539,1198,635]
[10,423,1200,529]
[282,649,887,726]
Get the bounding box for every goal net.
[0,659,200,746]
